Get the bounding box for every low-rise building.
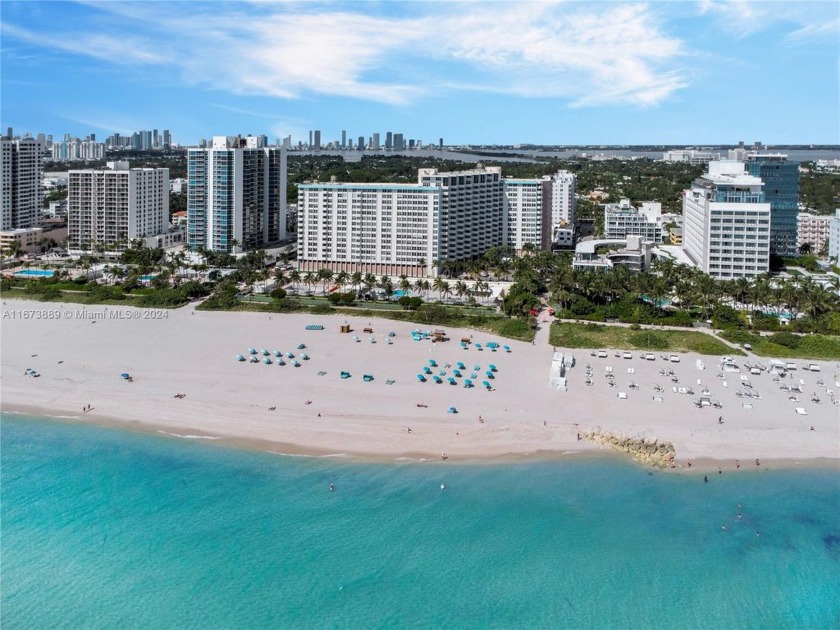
[572,236,654,272]
[662,149,720,165]
[604,199,663,241]
[0,223,68,255]
[669,227,683,245]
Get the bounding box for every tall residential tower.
[1,132,43,230]
[187,136,287,253]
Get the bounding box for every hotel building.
[187,136,287,253]
[1,133,43,230]
[67,161,169,249]
[681,161,771,278]
[298,166,503,276]
[502,178,552,252]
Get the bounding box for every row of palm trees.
[543,255,840,321]
[272,267,494,305]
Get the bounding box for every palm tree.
[303,271,317,294]
[454,280,469,301]
[351,271,363,294]
[335,270,350,293]
[413,278,425,298]
[287,269,301,294]
[432,276,447,301]
[398,275,411,295]
[318,268,334,295]
[363,273,377,294]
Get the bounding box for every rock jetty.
[581,429,676,468]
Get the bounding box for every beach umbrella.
[274,350,281,357]
[429,359,437,366]
[248,348,257,354]
[488,364,497,372]
[277,359,285,366]
[473,364,481,371]
[486,371,494,379]
[236,355,245,361]
[456,362,465,370]
[417,374,426,382]
[464,379,473,388]
[287,351,295,358]
[453,370,462,378]
[120,373,130,379]
[263,357,272,364]
[261,349,269,356]
[482,380,491,389]
[297,343,306,350]
[447,406,458,414]
[423,366,432,374]
[504,345,511,352]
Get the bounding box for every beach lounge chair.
[795,407,807,415]
[341,371,351,379]
[618,392,628,399]
[386,379,395,385]
[363,374,374,382]
[447,377,457,385]
[317,371,327,376]
[417,374,426,382]
[305,325,324,330]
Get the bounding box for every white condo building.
[1,134,43,230]
[68,161,169,249]
[604,199,663,241]
[682,161,771,279]
[796,212,832,254]
[503,178,551,252]
[298,166,503,276]
[188,135,287,253]
[662,149,721,165]
[828,210,840,262]
[548,170,576,234]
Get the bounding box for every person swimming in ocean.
[329,483,334,492]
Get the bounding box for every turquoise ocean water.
[2,413,839,629]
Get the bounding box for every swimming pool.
[392,290,410,298]
[14,269,54,278]
[139,275,156,282]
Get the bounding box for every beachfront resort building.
[828,210,840,262]
[681,161,771,279]
[67,161,169,249]
[1,131,43,230]
[187,135,287,253]
[745,153,799,257]
[604,199,663,242]
[797,212,832,254]
[298,166,504,276]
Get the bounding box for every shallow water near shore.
[3,413,839,629]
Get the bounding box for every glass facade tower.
[745,154,798,257]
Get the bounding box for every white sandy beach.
[2,298,838,468]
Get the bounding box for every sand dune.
[2,299,838,468]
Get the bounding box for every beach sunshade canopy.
[261,349,269,355]
[248,348,256,354]
[236,355,245,361]
[482,380,491,388]
[298,343,306,349]
[120,373,130,378]
[274,350,281,357]
[417,374,426,381]
[489,364,497,371]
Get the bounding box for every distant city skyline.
[1,1,837,145]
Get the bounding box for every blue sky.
[1,1,837,146]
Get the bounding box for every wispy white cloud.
[3,1,693,108]
[697,0,839,43]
